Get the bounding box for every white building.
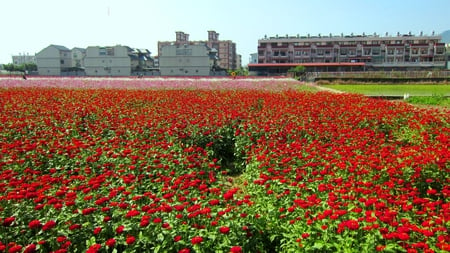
[84,45,134,76]
[36,45,72,76]
[72,47,86,69]
[12,54,36,65]
[159,44,216,76]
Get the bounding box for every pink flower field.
[0,77,448,252]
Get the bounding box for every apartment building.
[252,32,446,73]
[159,43,218,76]
[84,45,138,76]
[72,48,86,69]
[158,31,239,70]
[12,54,36,65]
[36,45,72,76]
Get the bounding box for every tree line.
[1,63,37,72]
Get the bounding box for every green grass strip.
[322,84,450,96]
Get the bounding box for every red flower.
[42,220,56,231]
[93,227,102,235]
[230,246,242,253]
[69,224,81,230]
[116,225,124,234]
[28,219,42,230]
[56,236,67,243]
[208,199,220,205]
[86,243,101,253]
[82,207,97,215]
[191,236,203,245]
[140,219,150,227]
[178,249,190,253]
[397,232,410,241]
[219,226,230,234]
[376,245,386,251]
[105,238,116,248]
[23,244,36,253]
[3,217,15,226]
[8,245,22,253]
[125,210,140,218]
[174,235,182,242]
[126,235,136,245]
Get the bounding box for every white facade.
[36,45,72,76]
[12,54,36,65]
[159,44,212,76]
[84,45,132,76]
[72,48,86,68]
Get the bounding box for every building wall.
[257,33,447,69]
[36,45,71,76]
[12,55,36,65]
[84,46,131,76]
[158,31,239,70]
[159,44,211,76]
[72,48,86,68]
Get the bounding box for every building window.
[60,60,64,64]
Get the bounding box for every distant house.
[159,43,217,76]
[36,45,72,76]
[71,47,86,69]
[158,31,239,70]
[84,45,152,76]
[12,54,36,65]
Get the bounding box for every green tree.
[288,65,306,80]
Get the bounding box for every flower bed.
[0,78,449,252]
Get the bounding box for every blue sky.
[1,0,449,65]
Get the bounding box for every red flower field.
[0,77,449,252]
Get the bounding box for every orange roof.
[248,62,365,67]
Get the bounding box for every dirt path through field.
[306,82,345,93]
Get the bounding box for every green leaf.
[313,241,324,249]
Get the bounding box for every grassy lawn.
[322,84,450,96]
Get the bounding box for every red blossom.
[93,227,102,235]
[3,217,15,226]
[115,225,125,234]
[230,246,242,253]
[191,236,203,245]
[42,220,56,231]
[28,220,42,230]
[8,245,22,253]
[125,210,140,218]
[174,235,182,242]
[126,235,136,245]
[219,226,230,234]
[105,238,116,248]
[86,243,101,253]
[23,244,36,253]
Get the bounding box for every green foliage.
[323,84,450,96]
[2,63,37,72]
[288,65,306,80]
[406,94,450,106]
[227,68,249,76]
